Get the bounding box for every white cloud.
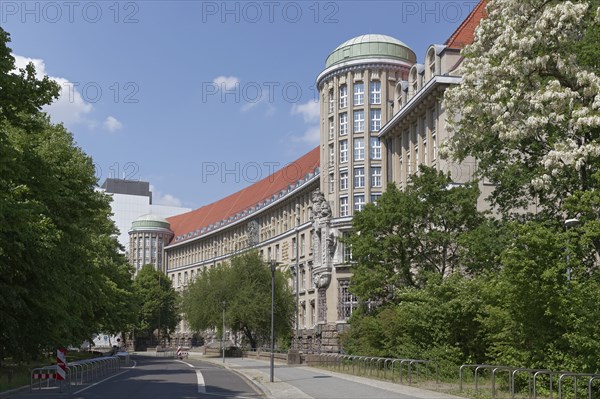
[212,75,240,91]
[13,54,94,128]
[150,185,184,207]
[292,125,320,145]
[291,100,320,123]
[103,116,123,132]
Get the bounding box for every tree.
[0,27,134,361]
[181,251,294,349]
[132,265,180,342]
[347,166,485,303]
[444,0,600,221]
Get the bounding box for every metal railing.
[317,353,438,385]
[460,364,600,399]
[30,355,123,392]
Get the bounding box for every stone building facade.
[128,0,488,352]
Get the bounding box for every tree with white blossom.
[444,0,600,220]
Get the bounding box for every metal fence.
[316,353,438,384]
[30,354,125,392]
[459,363,600,399]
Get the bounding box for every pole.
[295,220,300,350]
[270,260,276,383]
[222,301,226,363]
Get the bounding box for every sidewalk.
[192,353,466,399]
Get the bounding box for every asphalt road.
[14,356,263,399]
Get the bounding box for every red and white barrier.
[56,348,67,381]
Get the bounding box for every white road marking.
[174,359,206,393]
[174,359,195,368]
[196,369,206,393]
[72,360,136,395]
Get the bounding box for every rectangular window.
[354,138,365,161]
[301,267,306,290]
[430,107,437,161]
[339,85,348,108]
[370,81,381,104]
[339,112,348,135]
[329,173,335,193]
[371,167,382,187]
[328,89,334,113]
[340,170,348,190]
[370,137,381,159]
[342,232,352,262]
[338,280,358,320]
[339,196,349,217]
[291,237,296,260]
[354,194,365,212]
[339,140,348,163]
[354,110,364,133]
[354,167,365,188]
[371,193,382,203]
[329,144,334,167]
[300,234,305,256]
[329,117,334,139]
[353,82,364,106]
[370,109,381,131]
[310,300,316,326]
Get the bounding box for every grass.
[0,350,106,392]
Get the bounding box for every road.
[15,356,262,399]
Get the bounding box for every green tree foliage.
[0,27,135,361]
[181,251,294,349]
[347,166,484,302]
[132,265,180,340]
[444,0,600,220]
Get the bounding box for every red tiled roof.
[167,147,320,239]
[444,0,487,49]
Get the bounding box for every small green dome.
[130,214,171,231]
[325,34,416,68]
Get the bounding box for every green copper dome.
[130,214,171,231]
[325,34,416,68]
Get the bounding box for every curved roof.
[131,214,171,231]
[325,34,416,68]
[167,147,320,240]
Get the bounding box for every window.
[370,109,381,131]
[342,232,352,262]
[353,82,364,106]
[370,81,381,104]
[354,194,365,212]
[301,266,306,290]
[300,234,305,256]
[354,138,365,161]
[310,300,316,326]
[339,85,348,108]
[354,110,364,133]
[340,196,349,217]
[430,107,437,161]
[371,193,382,203]
[292,237,296,259]
[329,117,334,139]
[339,112,348,135]
[329,173,335,193]
[370,137,381,159]
[354,167,365,188]
[338,280,358,320]
[328,144,334,167]
[301,302,306,327]
[371,167,382,187]
[340,170,348,190]
[339,140,348,163]
[328,89,334,113]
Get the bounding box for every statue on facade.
[247,220,259,247]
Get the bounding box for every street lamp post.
[564,218,579,289]
[269,260,277,383]
[222,301,226,363]
[295,216,300,350]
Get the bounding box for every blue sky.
[2,0,478,208]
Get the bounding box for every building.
[129,214,174,273]
[99,178,190,272]
[128,1,488,351]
